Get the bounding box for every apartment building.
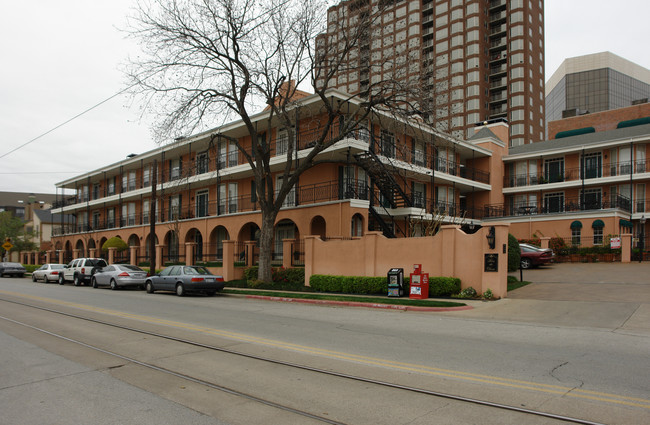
[316,0,545,146]
[546,52,650,136]
[51,90,502,264]
[490,104,650,247]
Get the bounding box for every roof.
[468,127,499,141]
[33,209,75,224]
[506,123,650,158]
[0,191,57,207]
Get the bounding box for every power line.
[0,171,87,175]
[0,83,138,160]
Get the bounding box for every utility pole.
[149,159,158,274]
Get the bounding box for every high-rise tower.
[317,0,545,146]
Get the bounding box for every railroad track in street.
[0,296,612,425]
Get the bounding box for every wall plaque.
[484,253,498,272]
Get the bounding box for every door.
[196,190,209,217]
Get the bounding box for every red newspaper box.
[409,264,429,299]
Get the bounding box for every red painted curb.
[244,295,474,312]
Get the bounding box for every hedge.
[310,274,462,297]
[244,266,306,291]
[508,233,521,272]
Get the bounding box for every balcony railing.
[483,195,631,218]
[504,160,650,188]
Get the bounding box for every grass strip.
[222,288,466,308]
[507,276,531,291]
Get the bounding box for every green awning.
[570,220,583,229]
[616,116,650,129]
[554,127,595,139]
[592,219,605,228]
[619,219,633,228]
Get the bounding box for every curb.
[244,295,474,312]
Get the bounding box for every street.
[0,268,649,424]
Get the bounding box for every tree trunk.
[257,208,277,282]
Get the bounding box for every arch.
[64,240,73,263]
[99,237,108,251]
[238,222,260,243]
[351,213,364,237]
[87,239,96,250]
[143,233,159,259]
[164,230,180,263]
[273,219,298,262]
[185,228,204,263]
[127,234,140,247]
[310,215,327,238]
[75,239,85,255]
[54,241,62,251]
[209,226,230,261]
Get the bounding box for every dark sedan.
[520,244,554,269]
[0,262,26,277]
[145,265,225,296]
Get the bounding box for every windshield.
[120,265,143,272]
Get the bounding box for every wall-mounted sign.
[484,253,498,272]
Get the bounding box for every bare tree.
[125,0,422,282]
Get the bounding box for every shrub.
[23,264,40,273]
[507,234,520,272]
[483,288,494,300]
[550,237,566,255]
[429,277,461,296]
[102,236,128,253]
[309,275,387,294]
[244,266,306,291]
[518,238,541,247]
[453,286,477,299]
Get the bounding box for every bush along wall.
[244,266,306,291]
[309,275,462,297]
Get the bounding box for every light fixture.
[486,226,496,249]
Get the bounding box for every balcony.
[483,195,631,219]
[504,160,649,188]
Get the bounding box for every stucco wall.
[305,223,510,298]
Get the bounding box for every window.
[107,177,116,196]
[581,152,602,179]
[196,152,209,174]
[593,227,603,245]
[170,158,182,180]
[571,228,581,246]
[543,192,564,213]
[142,200,150,225]
[380,130,395,158]
[413,182,426,208]
[107,208,115,228]
[545,158,565,183]
[143,167,151,187]
[582,188,602,210]
[196,190,209,218]
[169,195,181,220]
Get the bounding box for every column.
[222,240,235,282]
[282,239,293,269]
[108,247,116,264]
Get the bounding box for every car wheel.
[206,290,216,297]
[145,281,154,294]
[73,274,81,286]
[176,283,185,297]
[92,277,98,288]
[110,279,118,290]
[32,274,37,282]
[58,274,65,285]
[520,258,532,269]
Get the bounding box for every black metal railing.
[483,195,631,218]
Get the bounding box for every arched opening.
[273,219,298,263]
[310,216,327,238]
[143,233,159,262]
[164,231,180,264]
[128,234,140,247]
[351,213,364,237]
[64,240,73,263]
[185,228,204,264]
[88,239,96,252]
[75,239,85,256]
[209,226,229,261]
[238,222,261,264]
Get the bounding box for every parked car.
[92,264,148,290]
[32,264,65,282]
[59,258,108,286]
[520,244,554,269]
[0,262,26,278]
[145,265,225,296]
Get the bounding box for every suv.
[59,258,108,286]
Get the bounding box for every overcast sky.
[1,0,649,196]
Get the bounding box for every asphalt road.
[1,271,649,424]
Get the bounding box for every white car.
[32,263,65,282]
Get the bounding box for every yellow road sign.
[2,242,13,251]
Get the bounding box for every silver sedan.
[91,264,148,290]
[32,264,65,282]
